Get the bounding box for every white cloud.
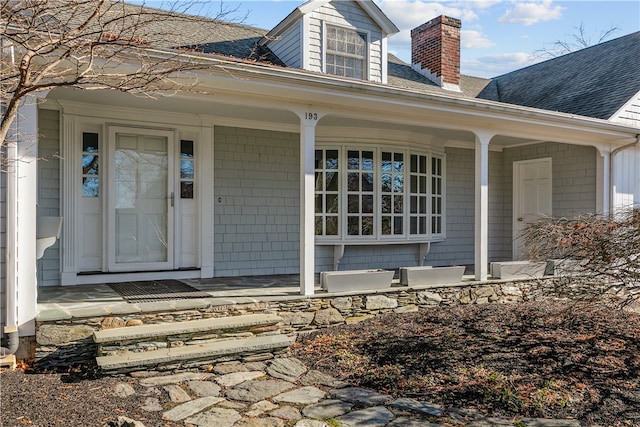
[498,1,564,26]
[377,0,479,31]
[461,30,495,48]
[462,52,539,77]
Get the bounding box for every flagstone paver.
[302,399,353,419]
[267,357,307,382]
[273,386,326,404]
[336,406,396,427]
[330,386,392,406]
[109,355,589,427]
[184,407,242,427]
[225,379,295,402]
[162,396,224,421]
[215,370,266,387]
[186,380,221,397]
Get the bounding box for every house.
[1,0,639,358]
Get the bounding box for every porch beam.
[474,131,493,281]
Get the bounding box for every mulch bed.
[291,300,640,425]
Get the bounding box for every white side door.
[107,126,175,271]
[513,157,552,259]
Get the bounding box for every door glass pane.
[114,134,168,264]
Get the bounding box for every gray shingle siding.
[213,126,300,277]
[267,20,302,68]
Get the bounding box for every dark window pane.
[315,172,323,192]
[410,196,417,213]
[420,176,427,193]
[393,174,403,192]
[410,217,417,234]
[381,152,392,171]
[326,194,338,213]
[420,217,426,234]
[326,216,338,235]
[348,216,360,235]
[362,217,373,235]
[362,151,374,170]
[348,195,359,213]
[410,155,417,173]
[394,195,403,213]
[348,172,359,191]
[348,151,359,169]
[315,216,323,235]
[420,156,427,174]
[326,172,339,191]
[382,195,392,214]
[394,217,403,235]
[381,173,392,192]
[181,181,193,199]
[410,175,417,193]
[326,150,339,169]
[420,196,427,214]
[180,140,194,158]
[315,194,323,213]
[362,173,373,191]
[382,217,391,235]
[315,150,323,169]
[394,153,404,171]
[362,195,373,213]
[82,132,99,152]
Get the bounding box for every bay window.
[315,146,445,242]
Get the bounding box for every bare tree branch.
[533,21,621,59]
[1,0,246,149]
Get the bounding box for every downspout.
[609,134,640,212]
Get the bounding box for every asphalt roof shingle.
[476,32,640,120]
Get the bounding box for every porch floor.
[36,274,318,321]
[35,273,481,323]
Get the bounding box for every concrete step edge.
[93,313,282,344]
[96,334,295,372]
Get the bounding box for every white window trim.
[315,145,446,245]
[322,21,370,80]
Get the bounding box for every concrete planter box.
[491,261,547,279]
[400,266,465,287]
[321,269,394,292]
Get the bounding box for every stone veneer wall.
[34,278,601,367]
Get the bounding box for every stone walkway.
[107,356,582,427]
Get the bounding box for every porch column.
[296,110,322,296]
[7,94,45,336]
[474,131,493,281]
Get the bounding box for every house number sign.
[305,112,318,120]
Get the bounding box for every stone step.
[93,314,282,344]
[96,334,295,372]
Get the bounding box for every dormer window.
[325,24,367,79]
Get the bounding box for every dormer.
[260,0,399,84]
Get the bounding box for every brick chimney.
[411,15,461,91]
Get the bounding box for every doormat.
[109,280,212,303]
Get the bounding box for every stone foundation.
[34,277,617,367]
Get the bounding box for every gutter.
[609,134,640,212]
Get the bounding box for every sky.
[150,0,640,78]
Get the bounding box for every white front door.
[108,126,175,271]
[513,157,552,259]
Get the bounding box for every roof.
[477,32,640,120]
